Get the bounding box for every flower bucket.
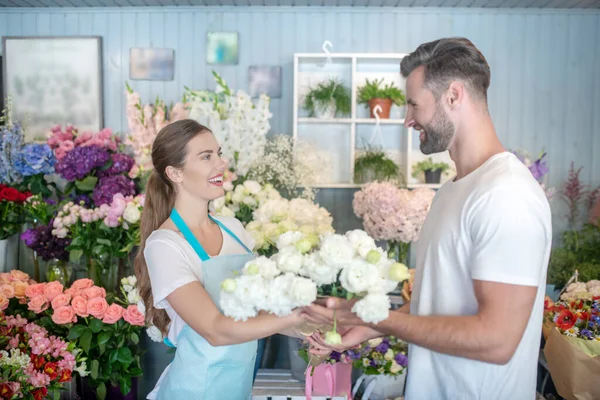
[0,233,19,273]
[352,373,406,400]
[305,363,353,400]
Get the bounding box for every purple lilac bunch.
[97,153,135,178]
[92,175,136,206]
[21,220,71,262]
[55,145,110,181]
[352,336,408,376]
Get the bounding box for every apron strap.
[208,215,253,254]
[170,209,211,261]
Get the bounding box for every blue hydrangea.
[0,123,24,184]
[13,143,56,177]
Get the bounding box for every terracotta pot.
[368,98,393,119]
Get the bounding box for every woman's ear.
[165,166,183,184]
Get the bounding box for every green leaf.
[98,342,106,355]
[346,292,354,300]
[80,329,93,354]
[91,359,99,380]
[75,176,98,192]
[96,382,107,400]
[98,331,111,345]
[109,350,119,364]
[67,324,88,340]
[69,249,83,263]
[54,389,60,400]
[130,332,139,345]
[117,347,133,365]
[96,238,112,246]
[119,377,132,397]
[89,318,104,333]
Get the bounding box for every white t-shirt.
[405,152,552,400]
[143,215,255,399]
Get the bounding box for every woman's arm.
[167,281,303,346]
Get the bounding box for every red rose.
[32,388,48,400]
[0,187,20,202]
[44,361,59,380]
[59,369,72,383]
[18,191,32,202]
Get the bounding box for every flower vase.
[0,233,19,273]
[314,100,337,119]
[387,240,410,266]
[88,254,119,293]
[46,258,72,285]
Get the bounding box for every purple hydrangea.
[21,222,71,262]
[55,145,110,181]
[13,143,56,177]
[394,352,408,367]
[97,153,135,178]
[92,174,136,206]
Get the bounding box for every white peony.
[303,252,340,285]
[272,246,304,274]
[319,234,356,267]
[123,204,141,224]
[345,229,377,258]
[352,293,390,323]
[290,276,318,307]
[339,259,380,294]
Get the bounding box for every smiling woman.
[132,119,305,400]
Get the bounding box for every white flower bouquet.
[210,180,282,225]
[219,229,411,344]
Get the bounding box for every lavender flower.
[97,153,135,178]
[92,175,136,206]
[394,352,408,367]
[13,143,56,177]
[55,145,110,181]
[21,222,70,262]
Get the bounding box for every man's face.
[404,66,455,155]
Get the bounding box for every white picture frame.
[2,36,104,142]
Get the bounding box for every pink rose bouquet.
[19,278,144,399]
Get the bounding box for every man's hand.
[301,298,365,327]
[306,325,382,354]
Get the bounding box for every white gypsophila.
[290,275,318,307]
[339,258,381,294]
[127,288,142,304]
[243,256,281,280]
[272,246,304,274]
[352,293,391,324]
[276,231,305,249]
[243,180,262,195]
[319,234,356,267]
[265,273,297,316]
[345,230,378,258]
[146,326,164,343]
[302,252,340,286]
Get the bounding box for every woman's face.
[175,132,227,202]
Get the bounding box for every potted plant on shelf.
[303,78,351,119]
[412,158,450,184]
[357,78,406,119]
[354,146,402,184]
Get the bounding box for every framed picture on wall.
[130,48,175,80]
[2,36,104,142]
[248,66,282,98]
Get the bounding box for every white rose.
[123,204,141,224]
[243,180,262,195]
[212,196,226,210]
[290,276,317,307]
[390,360,402,374]
[352,293,390,324]
[384,349,394,361]
[127,288,142,304]
[319,234,356,267]
[231,192,244,205]
[123,284,133,293]
[120,277,129,286]
[272,246,304,274]
[339,259,380,294]
[127,276,137,286]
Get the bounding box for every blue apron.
[156,209,258,400]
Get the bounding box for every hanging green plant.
[354,145,402,184]
[303,78,351,118]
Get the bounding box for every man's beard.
[419,104,455,155]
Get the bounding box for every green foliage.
[547,223,600,288]
[354,147,401,184]
[303,79,351,117]
[0,199,26,240]
[357,78,406,106]
[411,157,451,178]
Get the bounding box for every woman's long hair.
[134,119,212,336]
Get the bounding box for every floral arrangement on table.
[50,194,144,292]
[186,71,272,177]
[210,180,282,225]
[511,148,555,200]
[352,182,436,264]
[0,184,32,240]
[21,277,145,399]
[245,134,332,201]
[245,197,335,257]
[0,312,82,400]
[48,125,138,207]
[220,229,411,345]
[352,336,408,377]
[124,82,189,184]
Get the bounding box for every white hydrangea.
[352,293,391,324]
